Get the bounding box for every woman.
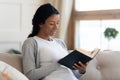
[22,3,88,80]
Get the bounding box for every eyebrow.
[48,21,59,23]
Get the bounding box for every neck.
[37,34,52,41]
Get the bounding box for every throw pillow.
[0,72,12,80]
[0,61,29,80]
[0,73,6,80]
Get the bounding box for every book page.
[76,48,91,57]
[89,48,100,58]
[76,48,100,58]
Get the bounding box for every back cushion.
[96,51,120,80]
[0,53,22,72]
[80,51,120,80]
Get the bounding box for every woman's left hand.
[73,61,89,74]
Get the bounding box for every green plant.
[104,27,119,41]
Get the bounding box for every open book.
[58,48,100,70]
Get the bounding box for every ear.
[39,24,44,28]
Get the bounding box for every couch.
[0,53,23,72]
[0,51,120,80]
[80,51,120,80]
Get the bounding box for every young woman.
[22,3,88,80]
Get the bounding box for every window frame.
[71,0,120,49]
[73,0,120,20]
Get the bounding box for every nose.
[54,23,59,30]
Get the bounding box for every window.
[75,0,120,11]
[74,0,120,51]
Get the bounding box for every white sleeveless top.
[34,36,78,80]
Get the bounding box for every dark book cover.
[58,49,100,70]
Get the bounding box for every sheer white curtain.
[39,0,73,40]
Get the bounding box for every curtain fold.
[66,16,75,50]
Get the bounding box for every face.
[39,14,60,37]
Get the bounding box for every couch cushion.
[80,57,102,80]
[96,51,120,80]
[80,51,120,80]
[0,53,22,72]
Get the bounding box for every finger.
[86,62,89,65]
[73,65,78,70]
[78,61,86,68]
[73,63,84,70]
[73,64,86,73]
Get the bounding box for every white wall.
[0,0,41,53]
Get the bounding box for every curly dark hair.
[28,3,60,38]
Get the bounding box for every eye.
[49,22,54,25]
[50,23,54,25]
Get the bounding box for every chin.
[50,33,56,36]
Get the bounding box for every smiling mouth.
[51,31,57,35]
